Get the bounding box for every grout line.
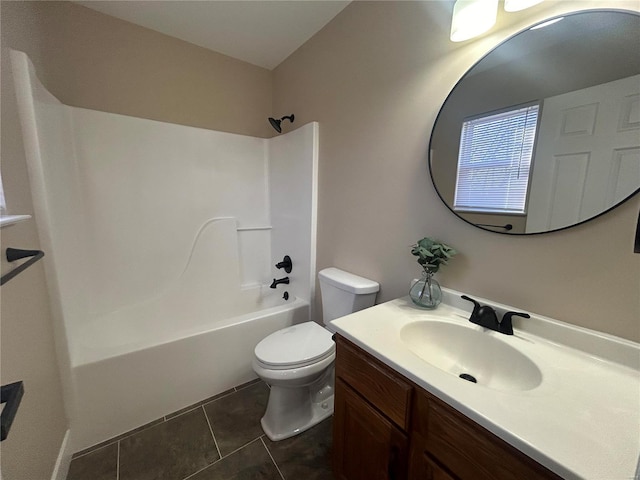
[72,417,165,459]
[261,436,285,480]
[234,378,262,392]
[182,438,263,480]
[219,436,262,460]
[71,439,119,461]
[166,405,201,421]
[202,405,222,461]
[182,463,213,480]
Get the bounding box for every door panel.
[526,74,640,232]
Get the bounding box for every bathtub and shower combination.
[11,50,318,451]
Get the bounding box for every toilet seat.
[254,321,335,370]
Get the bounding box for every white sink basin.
[400,321,542,391]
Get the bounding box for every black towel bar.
[0,248,45,286]
[476,223,513,231]
[1,381,24,441]
[634,208,640,254]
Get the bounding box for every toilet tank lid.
[318,267,379,294]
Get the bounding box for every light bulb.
[504,0,544,12]
[450,0,499,43]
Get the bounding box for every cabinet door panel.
[333,379,408,480]
[409,435,457,480]
[422,393,561,480]
[336,337,412,430]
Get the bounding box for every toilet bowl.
[253,267,379,441]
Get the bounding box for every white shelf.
[0,215,31,229]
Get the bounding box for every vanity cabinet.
[333,333,411,480]
[333,335,561,480]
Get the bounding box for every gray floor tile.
[119,408,219,480]
[264,418,334,480]
[67,443,118,480]
[234,377,262,391]
[72,417,164,459]
[204,381,269,457]
[165,388,235,420]
[189,439,281,480]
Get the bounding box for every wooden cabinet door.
[411,389,561,480]
[408,440,457,480]
[333,378,408,480]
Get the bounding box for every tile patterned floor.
[66,380,334,480]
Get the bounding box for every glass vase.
[409,270,442,309]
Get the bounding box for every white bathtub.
[70,288,308,452]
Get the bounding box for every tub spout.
[270,277,290,289]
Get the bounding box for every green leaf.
[411,236,457,271]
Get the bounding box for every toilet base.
[261,392,334,442]
[260,366,335,441]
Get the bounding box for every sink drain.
[459,373,477,383]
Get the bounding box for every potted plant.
[409,237,457,308]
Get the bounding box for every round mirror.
[430,10,640,235]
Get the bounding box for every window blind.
[454,104,539,214]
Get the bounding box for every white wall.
[71,107,270,318]
[268,122,319,318]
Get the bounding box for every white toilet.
[252,267,379,441]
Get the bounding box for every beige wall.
[273,0,640,342]
[1,3,69,478]
[8,1,273,138]
[0,2,274,478]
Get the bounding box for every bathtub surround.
[11,51,318,452]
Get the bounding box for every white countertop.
[329,290,640,480]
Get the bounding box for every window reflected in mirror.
[454,103,539,216]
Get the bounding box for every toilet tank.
[318,268,379,325]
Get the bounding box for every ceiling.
[76,1,351,70]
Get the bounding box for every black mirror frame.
[428,9,640,236]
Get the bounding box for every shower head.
[268,114,295,133]
[268,117,282,133]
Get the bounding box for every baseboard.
[50,429,72,480]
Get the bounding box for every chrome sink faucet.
[461,295,530,335]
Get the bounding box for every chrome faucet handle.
[500,311,531,335]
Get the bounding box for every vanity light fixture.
[450,0,498,42]
[529,17,564,30]
[504,0,544,12]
